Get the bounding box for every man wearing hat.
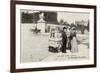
[60,27,67,53]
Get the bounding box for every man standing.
[66,27,72,51]
[61,27,67,53]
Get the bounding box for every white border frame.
[16,4,94,69]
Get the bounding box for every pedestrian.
[71,27,78,53]
[60,27,67,53]
[66,26,72,51]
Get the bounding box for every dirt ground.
[21,24,89,63]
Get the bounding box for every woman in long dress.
[71,27,78,53]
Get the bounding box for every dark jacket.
[61,31,67,53]
[62,31,67,44]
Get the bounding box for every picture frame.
[11,0,97,73]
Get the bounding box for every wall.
[0,0,100,73]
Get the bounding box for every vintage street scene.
[20,10,89,63]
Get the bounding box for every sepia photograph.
[11,1,96,72]
[20,10,90,63]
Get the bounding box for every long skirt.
[71,37,78,52]
[66,37,71,50]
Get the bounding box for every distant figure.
[71,27,78,52]
[61,27,67,53]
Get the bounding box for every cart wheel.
[48,46,58,53]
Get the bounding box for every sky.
[57,12,89,24]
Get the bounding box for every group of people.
[60,26,78,53]
[48,26,78,53]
